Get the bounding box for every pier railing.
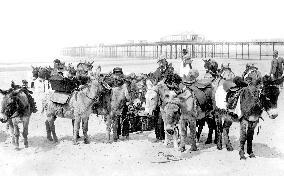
[62,41,284,60]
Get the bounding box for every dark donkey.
[196,63,235,145]
[0,87,35,150]
[215,74,283,159]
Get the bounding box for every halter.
[79,80,102,102]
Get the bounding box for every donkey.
[196,63,236,145]
[215,70,283,159]
[0,89,33,150]
[145,80,179,143]
[162,85,198,152]
[42,75,105,145]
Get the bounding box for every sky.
[0,0,284,63]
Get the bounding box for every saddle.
[50,74,78,93]
[185,79,213,112]
[50,91,71,105]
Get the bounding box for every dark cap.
[54,59,61,64]
[113,67,123,74]
[157,55,167,63]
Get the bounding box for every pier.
[62,39,284,60]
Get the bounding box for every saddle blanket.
[50,91,70,104]
[215,85,241,118]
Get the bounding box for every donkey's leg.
[22,117,30,148]
[223,117,233,151]
[205,118,215,144]
[105,114,111,142]
[164,121,170,146]
[173,127,179,149]
[179,119,187,152]
[72,119,80,139]
[196,119,205,142]
[82,116,90,144]
[12,120,20,150]
[112,115,119,142]
[159,114,165,141]
[239,119,248,160]
[247,121,258,158]
[73,116,81,145]
[189,118,197,151]
[45,119,53,141]
[213,118,218,144]
[215,114,223,150]
[7,120,15,144]
[49,116,58,143]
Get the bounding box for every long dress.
[179,61,191,78]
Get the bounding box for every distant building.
[160,31,205,42]
[139,40,148,44]
[128,40,135,44]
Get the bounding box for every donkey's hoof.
[205,140,212,145]
[84,138,90,144]
[14,146,20,151]
[249,153,256,158]
[190,145,198,151]
[226,145,234,151]
[73,140,79,145]
[24,142,29,148]
[239,150,246,160]
[105,140,112,144]
[217,145,223,150]
[53,138,58,143]
[178,146,186,152]
[47,136,53,141]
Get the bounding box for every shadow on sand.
[178,132,284,160]
[59,132,112,144]
[25,136,59,152]
[0,130,9,143]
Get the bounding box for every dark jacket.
[153,63,174,83]
[270,57,284,78]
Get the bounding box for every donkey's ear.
[0,89,10,95]
[273,76,284,85]
[255,77,262,86]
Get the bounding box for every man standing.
[203,58,219,78]
[270,50,284,88]
[153,55,174,83]
[179,49,192,78]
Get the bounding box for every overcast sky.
[0,0,283,63]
